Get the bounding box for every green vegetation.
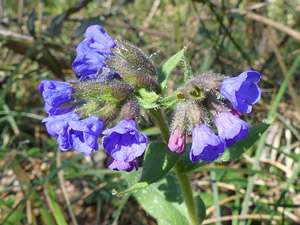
[1,0,300,224]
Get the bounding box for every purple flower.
[108,158,138,172]
[215,111,249,147]
[72,25,116,81]
[168,128,186,154]
[39,81,74,115]
[42,110,79,151]
[102,120,148,162]
[220,71,261,114]
[190,124,225,162]
[43,109,103,155]
[68,116,104,156]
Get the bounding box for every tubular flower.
[190,124,225,162]
[108,158,138,172]
[220,71,261,114]
[68,116,104,156]
[102,120,148,163]
[42,110,79,151]
[39,81,74,116]
[215,111,249,147]
[72,25,116,81]
[168,128,186,154]
[42,110,103,155]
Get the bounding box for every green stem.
[149,109,170,141]
[149,109,199,225]
[174,158,200,225]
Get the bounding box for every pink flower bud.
[168,128,186,154]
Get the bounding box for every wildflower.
[72,25,116,81]
[167,102,190,154]
[68,116,104,156]
[214,111,249,147]
[190,124,225,162]
[39,81,73,115]
[220,71,261,114]
[42,110,79,151]
[42,110,103,155]
[108,158,138,172]
[102,120,148,162]
[168,128,186,154]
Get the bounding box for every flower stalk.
[149,108,199,225]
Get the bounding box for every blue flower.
[39,80,74,115]
[68,116,104,156]
[220,70,261,114]
[215,111,249,147]
[190,124,225,162]
[108,158,138,172]
[102,120,148,162]
[168,128,186,154]
[72,25,116,81]
[42,110,79,151]
[42,109,103,155]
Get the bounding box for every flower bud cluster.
[168,71,261,162]
[40,25,157,172]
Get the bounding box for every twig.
[17,0,24,24]
[231,9,300,42]
[265,28,300,114]
[26,199,33,225]
[0,26,34,41]
[0,27,71,79]
[143,0,161,28]
[206,195,236,216]
[56,149,79,225]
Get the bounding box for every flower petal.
[220,70,261,114]
[190,124,225,162]
[108,158,138,172]
[215,111,249,147]
[102,120,148,162]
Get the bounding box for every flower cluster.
[40,24,262,172]
[40,25,156,172]
[168,71,261,162]
[72,25,116,81]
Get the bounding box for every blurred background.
[0,0,300,224]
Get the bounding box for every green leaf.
[37,202,56,225]
[158,49,185,94]
[159,93,179,110]
[195,194,206,224]
[140,142,179,183]
[124,172,190,225]
[137,88,159,102]
[183,120,273,173]
[113,142,179,195]
[136,97,159,109]
[136,88,159,109]
[183,52,194,82]
[46,184,68,225]
[13,203,25,225]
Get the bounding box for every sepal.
[113,40,157,78]
[71,81,134,102]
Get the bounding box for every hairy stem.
[149,108,199,225]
